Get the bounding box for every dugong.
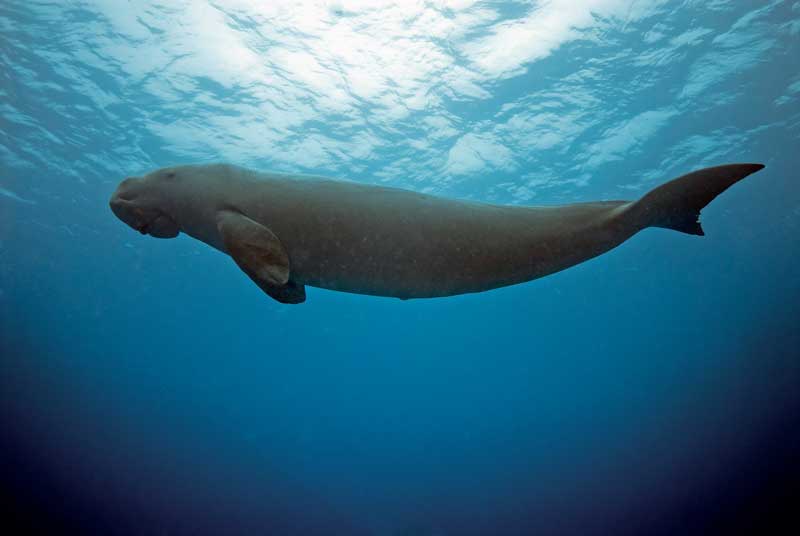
[110,163,764,304]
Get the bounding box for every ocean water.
[1,1,799,534]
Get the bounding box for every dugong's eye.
[165,171,176,180]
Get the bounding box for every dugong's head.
[109,167,182,238]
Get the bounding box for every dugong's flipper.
[217,210,306,304]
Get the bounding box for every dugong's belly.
[290,213,530,298]
[230,176,628,299]
[261,201,564,298]
[291,222,533,298]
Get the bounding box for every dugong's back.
[231,170,630,299]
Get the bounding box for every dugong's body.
[110,163,764,304]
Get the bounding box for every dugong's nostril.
[109,196,125,215]
[111,177,139,204]
[109,189,132,214]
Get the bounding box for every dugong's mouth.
[139,213,179,238]
[109,188,180,239]
[132,214,158,234]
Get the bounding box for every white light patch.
[461,0,667,79]
[584,107,678,168]
[446,133,514,175]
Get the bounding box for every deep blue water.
[2,1,799,535]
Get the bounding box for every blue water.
[2,1,799,534]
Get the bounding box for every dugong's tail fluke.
[628,163,765,236]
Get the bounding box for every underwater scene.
[2,1,799,534]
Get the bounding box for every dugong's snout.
[110,177,180,239]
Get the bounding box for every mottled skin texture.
[109,163,763,303]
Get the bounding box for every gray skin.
[109,162,764,304]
